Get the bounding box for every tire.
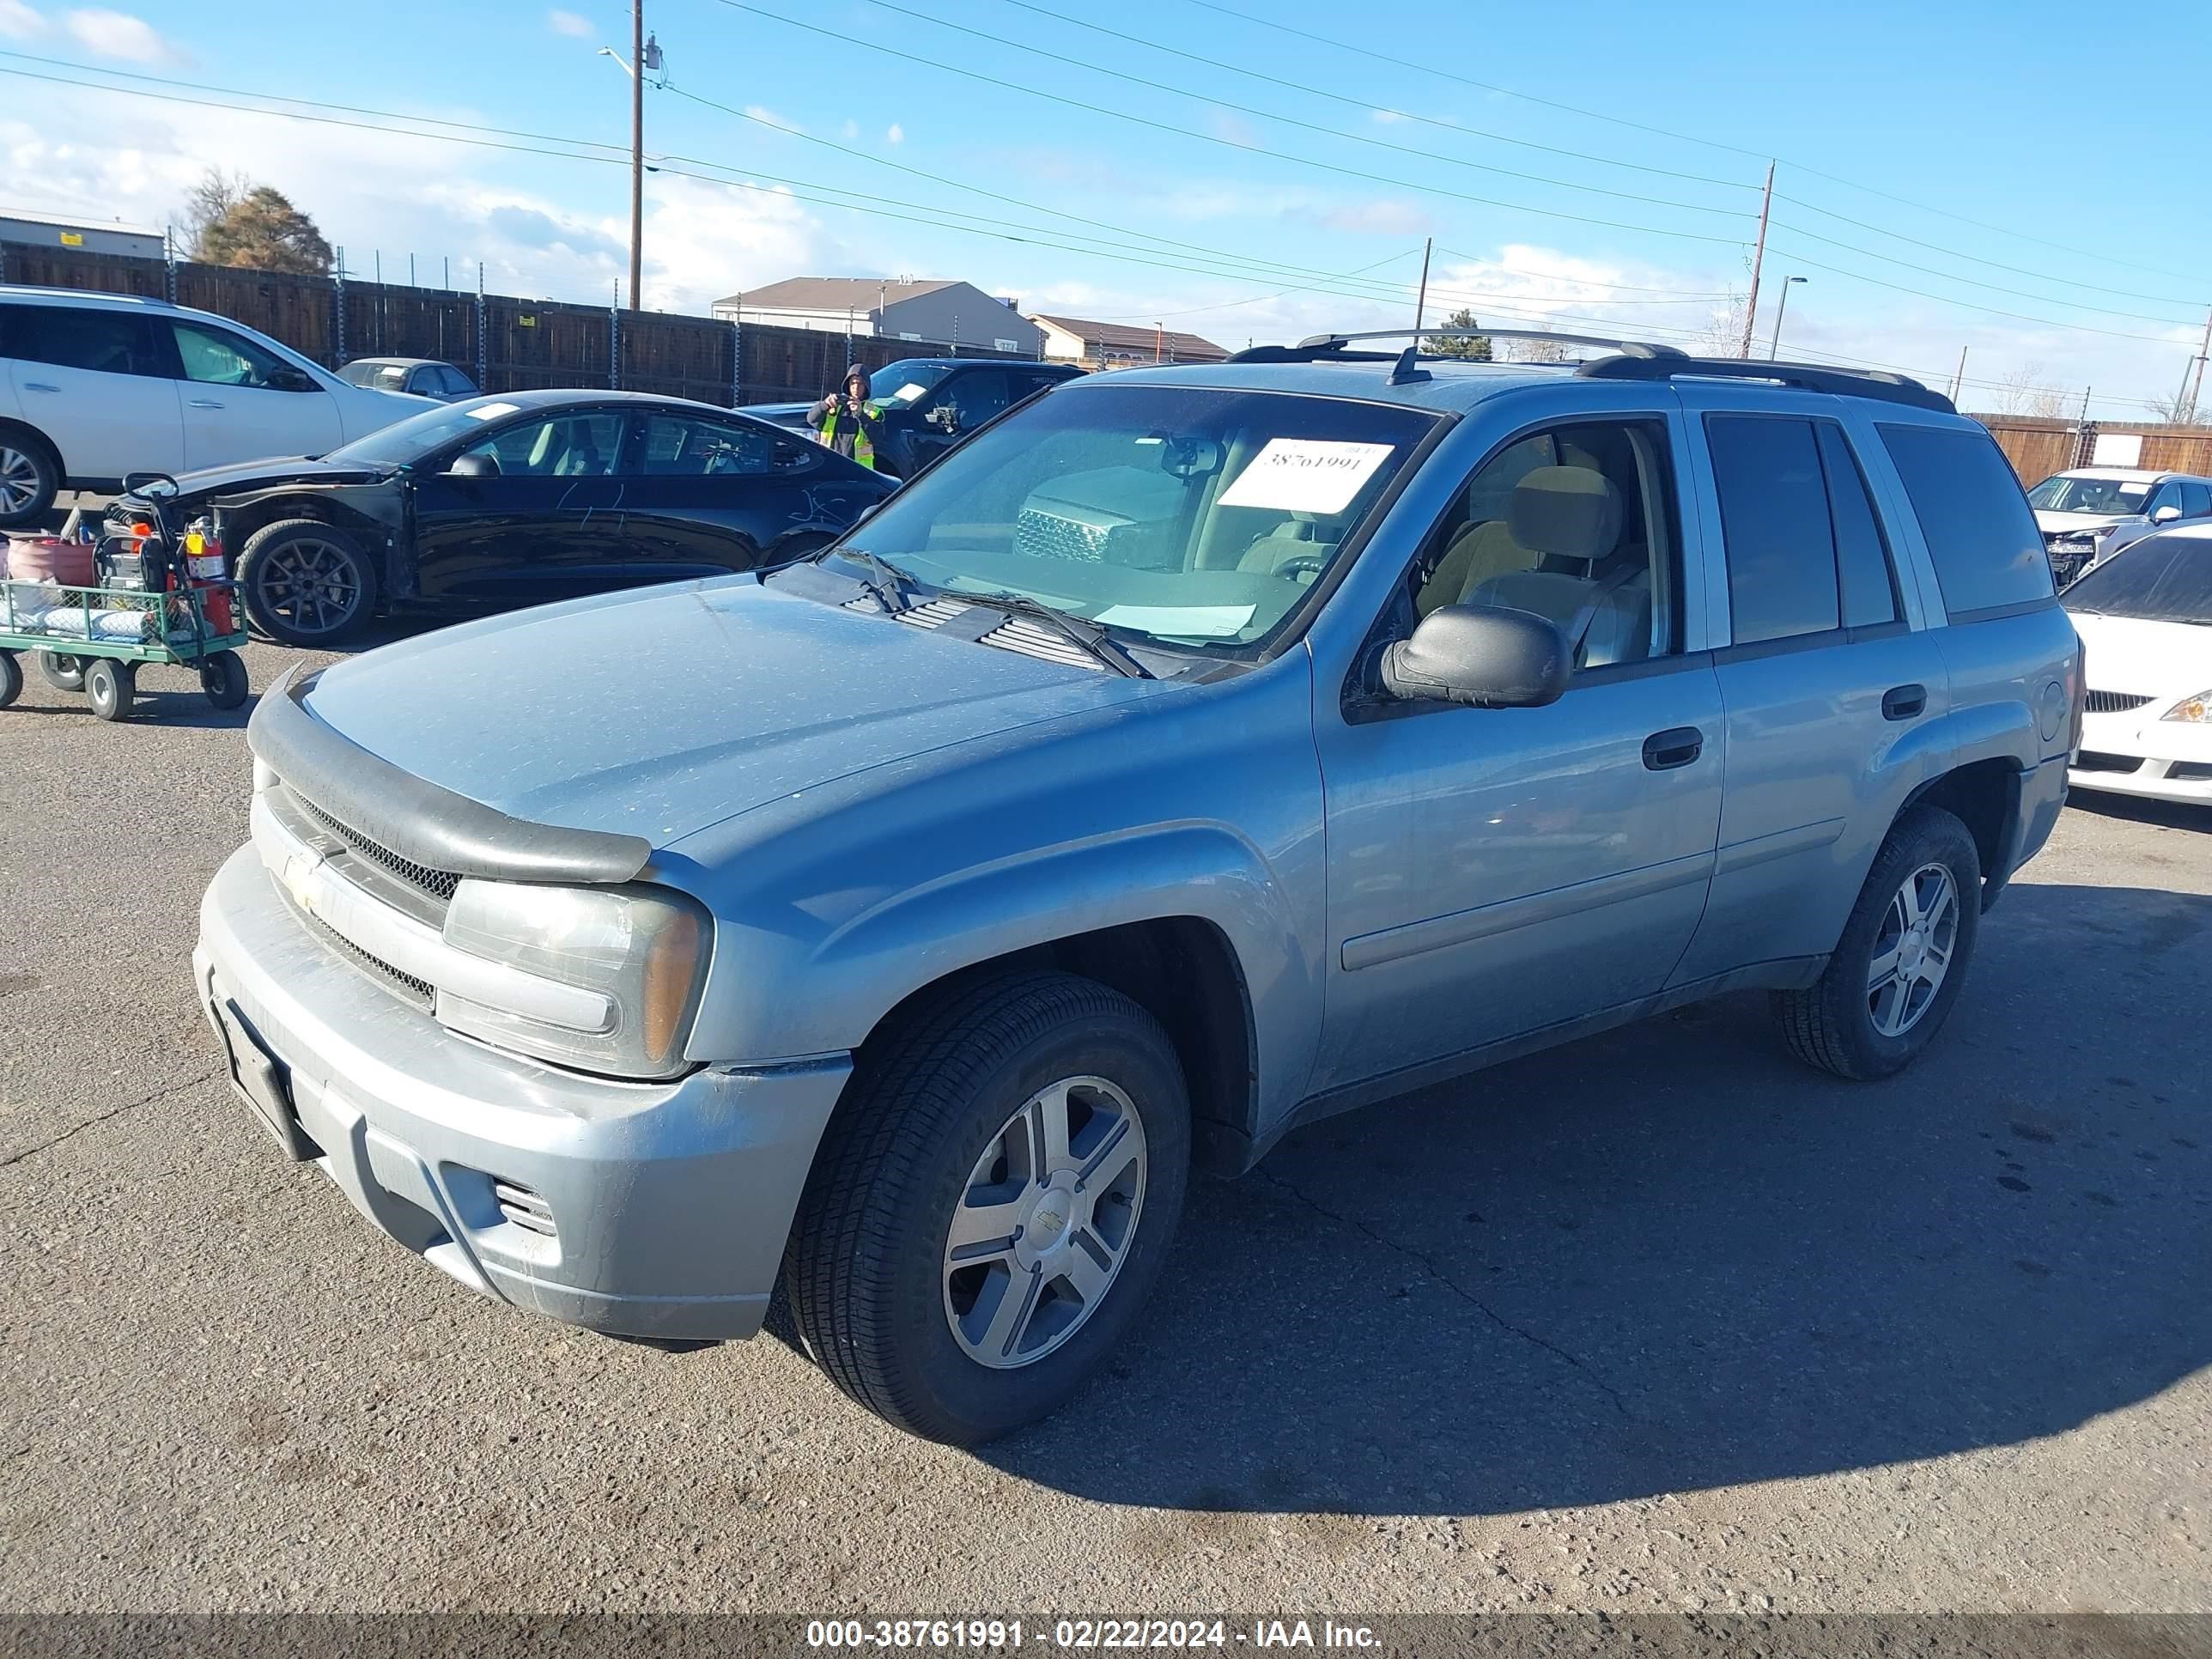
[83,658,134,722]
[238,520,377,646]
[783,969,1191,1445]
[0,434,58,528]
[1773,805,1983,1080]
[198,648,249,710]
[0,652,19,708]
[35,651,85,691]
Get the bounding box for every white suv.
[0,287,433,526]
[2028,466,2212,584]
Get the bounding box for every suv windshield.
[2062,532,2212,623]
[868,362,953,404]
[2027,475,2152,514]
[321,397,535,467]
[818,382,1437,652]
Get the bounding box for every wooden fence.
[1972,414,2212,486]
[2,244,1019,406]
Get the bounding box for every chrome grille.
[2085,690,2154,714]
[289,789,462,902]
[494,1180,557,1237]
[302,909,434,1010]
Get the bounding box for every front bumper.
[2069,708,2212,805]
[193,846,852,1340]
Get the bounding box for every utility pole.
[1413,236,1432,336]
[1739,160,1775,360]
[2178,304,2212,423]
[628,0,644,313]
[1948,345,1967,404]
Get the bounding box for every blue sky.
[3,0,2209,415]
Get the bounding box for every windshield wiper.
[967,590,1152,679]
[823,546,919,613]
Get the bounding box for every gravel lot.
[1,631,2206,1616]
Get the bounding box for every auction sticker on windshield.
[1218,439,1396,514]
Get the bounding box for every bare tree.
[2142,387,2205,426]
[1995,362,2065,419]
[1502,337,1568,364]
[1695,291,1750,357]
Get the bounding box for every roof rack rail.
[1575,354,1956,413]
[1226,327,1686,367]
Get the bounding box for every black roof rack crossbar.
[1226,326,1686,367]
[1575,355,1956,413]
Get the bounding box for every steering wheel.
[1274,554,1328,583]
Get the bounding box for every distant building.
[1030,314,1228,370]
[712,277,1043,356]
[0,211,165,259]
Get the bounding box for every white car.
[2029,467,2212,586]
[0,286,434,526]
[2064,525,2212,805]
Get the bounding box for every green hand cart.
[0,564,248,721]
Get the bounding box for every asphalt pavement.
[0,633,2207,1615]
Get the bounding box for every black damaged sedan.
[115,390,895,645]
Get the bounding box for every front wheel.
[1773,805,1982,1080]
[35,651,84,691]
[238,520,377,646]
[199,649,249,710]
[782,969,1190,1444]
[0,436,58,528]
[0,652,19,708]
[84,658,135,722]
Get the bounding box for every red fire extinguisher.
[183,517,235,635]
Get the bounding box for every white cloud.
[744,106,804,135]
[546,8,591,37]
[884,123,905,145]
[1319,199,1430,236]
[1370,108,1406,125]
[60,8,177,64]
[841,118,860,141]
[0,0,48,39]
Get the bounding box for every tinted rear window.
[1878,424,2052,615]
[1707,415,1841,644]
[0,304,167,376]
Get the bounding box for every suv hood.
[2036,508,2132,536]
[295,577,1172,847]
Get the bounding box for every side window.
[2185,481,2212,519]
[934,371,1012,428]
[439,366,478,398]
[1877,423,2054,615]
[635,414,799,477]
[1706,415,1840,645]
[2,305,166,377]
[2145,481,2182,518]
[1403,417,1681,670]
[1815,423,1900,628]
[170,321,290,388]
[459,412,624,477]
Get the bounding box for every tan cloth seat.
[1417,465,1625,617]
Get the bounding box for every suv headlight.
[438,880,710,1079]
[2161,690,2212,724]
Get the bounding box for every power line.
[1436,247,1732,297]
[841,0,1747,217]
[710,2,1757,248]
[1762,244,2197,345]
[990,0,1755,191]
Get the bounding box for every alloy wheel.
[0,447,42,515]
[256,539,362,638]
[1867,861,1959,1038]
[941,1075,1148,1370]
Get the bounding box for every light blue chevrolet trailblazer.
[195,331,2081,1443]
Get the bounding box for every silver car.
[194,332,2081,1443]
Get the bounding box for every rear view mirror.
[1381,604,1570,708]
[2152,504,2183,525]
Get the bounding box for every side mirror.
[1380,604,1571,708]
[267,365,319,393]
[122,471,179,498]
[446,452,497,479]
[2152,504,2183,524]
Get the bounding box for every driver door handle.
[1882,684,1927,721]
[22,381,59,394]
[187,398,225,410]
[1642,726,1705,771]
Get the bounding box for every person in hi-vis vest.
[809,366,886,469]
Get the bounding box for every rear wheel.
[783,969,1190,1444]
[238,520,376,645]
[1773,805,1982,1079]
[84,658,134,722]
[199,649,249,710]
[0,436,58,528]
[34,651,84,691]
[0,652,20,708]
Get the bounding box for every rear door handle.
[22,381,59,393]
[1882,684,1927,721]
[186,398,225,410]
[1642,726,1705,770]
